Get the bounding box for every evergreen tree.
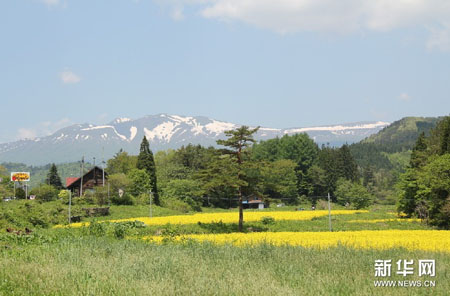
[362,166,376,188]
[337,144,359,182]
[46,163,63,189]
[440,117,450,155]
[410,132,428,168]
[217,126,259,232]
[137,137,160,205]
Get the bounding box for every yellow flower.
[54,210,367,228]
[347,218,422,223]
[142,230,450,253]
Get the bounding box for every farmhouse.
[242,197,267,210]
[66,166,107,196]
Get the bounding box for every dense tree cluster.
[252,134,363,203]
[1,129,373,213]
[397,116,450,228]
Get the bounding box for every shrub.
[87,220,107,237]
[94,186,109,206]
[111,192,134,205]
[335,178,373,209]
[15,188,26,199]
[261,216,275,225]
[30,184,59,202]
[162,197,191,213]
[161,179,204,211]
[113,223,127,239]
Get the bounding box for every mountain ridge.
[0,114,390,165]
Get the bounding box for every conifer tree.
[410,132,428,168]
[46,163,63,189]
[137,136,159,205]
[217,126,259,232]
[440,117,450,155]
[337,144,359,182]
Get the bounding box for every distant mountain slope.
[362,117,440,153]
[0,114,389,165]
[350,117,441,170]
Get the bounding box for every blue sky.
[1,0,450,143]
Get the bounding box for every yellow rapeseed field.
[54,210,367,228]
[347,218,422,223]
[143,230,450,252]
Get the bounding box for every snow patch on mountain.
[144,121,180,142]
[169,114,194,123]
[81,125,127,141]
[113,117,131,124]
[129,126,138,141]
[205,120,237,134]
[0,114,392,165]
[284,121,389,134]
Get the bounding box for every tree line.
[397,116,450,228]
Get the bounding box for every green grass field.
[1,201,449,295]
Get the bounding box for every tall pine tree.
[46,163,63,189]
[137,136,160,205]
[410,132,428,168]
[440,117,450,155]
[217,126,259,232]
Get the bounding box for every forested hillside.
[397,116,450,228]
[348,117,441,203]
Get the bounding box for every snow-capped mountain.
[0,114,389,165]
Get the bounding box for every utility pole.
[107,183,110,207]
[102,147,105,187]
[149,190,153,218]
[80,156,84,197]
[327,192,332,232]
[68,190,72,224]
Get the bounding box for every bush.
[111,192,134,205]
[15,188,26,199]
[94,186,109,206]
[316,200,329,210]
[134,193,150,206]
[161,179,204,211]
[261,216,275,225]
[335,179,373,209]
[87,220,107,237]
[162,198,191,213]
[113,223,127,239]
[127,169,150,197]
[30,184,59,202]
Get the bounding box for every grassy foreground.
[1,235,449,296]
[1,203,448,295]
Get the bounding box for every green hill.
[362,117,440,153]
[350,117,440,171]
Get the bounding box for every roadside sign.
[11,172,30,182]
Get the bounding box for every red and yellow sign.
[11,172,30,182]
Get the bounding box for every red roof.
[66,177,79,187]
[248,199,264,204]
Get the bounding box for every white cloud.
[171,6,185,21]
[427,23,450,51]
[399,93,411,101]
[16,118,72,141]
[60,70,81,84]
[18,128,37,140]
[198,0,450,33]
[160,0,450,50]
[42,0,60,6]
